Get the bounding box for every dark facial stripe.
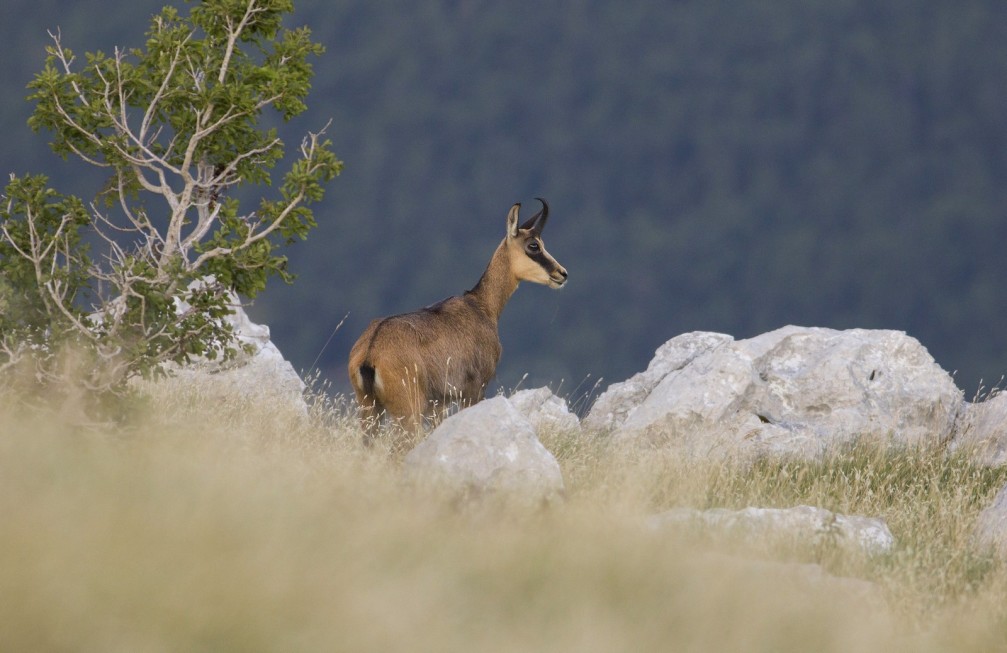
[528,249,559,273]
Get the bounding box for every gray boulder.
[586,326,962,461]
[974,483,1007,556]
[144,286,307,413]
[403,396,565,503]
[509,387,581,435]
[583,331,732,432]
[949,392,1007,466]
[649,505,896,556]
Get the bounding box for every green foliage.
[1,0,340,406]
[0,174,91,340]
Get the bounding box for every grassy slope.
[2,380,1007,652]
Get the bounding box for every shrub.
[0,0,340,406]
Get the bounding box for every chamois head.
[504,198,568,289]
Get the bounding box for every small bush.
[1,0,340,410]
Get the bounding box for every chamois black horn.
[519,197,549,233]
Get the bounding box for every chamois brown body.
[348,200,567,437]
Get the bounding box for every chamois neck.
[466,239,519,322]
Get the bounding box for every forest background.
[4,0,1007,400]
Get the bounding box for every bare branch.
[61,140,113,169]
[47,90,107,152]
[43,280,97,339]
[139,33,193,143]
[48,29,89,108]
[0,222,33,262]
[218,0,268,85]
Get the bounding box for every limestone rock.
[509,387,581,435]
[949,392,1007,466]
[586,326,962,462]
[582,332,732,432]
[404,396,565,503]
[975,483,1007,556]
[139,283,307,413]
[649,505,896,556]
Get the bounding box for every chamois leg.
[356,362,422,453]
[353,390,383,447]
[380,405,424,455]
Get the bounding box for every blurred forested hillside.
[4,0,1007,400]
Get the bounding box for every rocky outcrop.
[583,331,732,433]
[974,483,1007,556]
[949,392,1007,467]
[403,396,565,503]
[649,505,896,557]
[509,387,581,435]
[145,287,307,413]
[585,326,963,462]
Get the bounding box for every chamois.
[348,199,568,439]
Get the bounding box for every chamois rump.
[348,199,568,439]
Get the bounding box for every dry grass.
[2,378,1007,652]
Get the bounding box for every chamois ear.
[506,203,521,239]
[520,197,549,234]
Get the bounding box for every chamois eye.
[527,241,540,253]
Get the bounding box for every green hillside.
[4,0,1007,398]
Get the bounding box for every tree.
[0,0,340,405]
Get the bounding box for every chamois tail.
[358,363,377,399]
